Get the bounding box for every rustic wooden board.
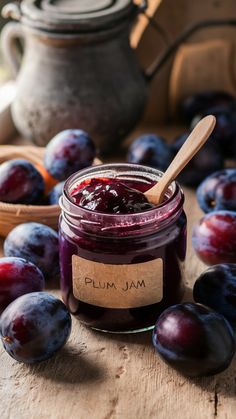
[0,187,235,419]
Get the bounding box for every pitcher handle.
[141,17,236,81]
[1,22,25,79]
[135,1,171,81]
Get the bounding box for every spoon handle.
[145,115,216,205]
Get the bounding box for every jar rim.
[60,163,184,236]
[64,162,177,212]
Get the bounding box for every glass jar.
[59,163,187,333]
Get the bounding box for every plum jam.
[70,177,155,213]
[59,164,187,333]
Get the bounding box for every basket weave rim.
[0,146,101,217]
[0,201,60,213]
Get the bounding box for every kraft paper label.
[72,255,163,309]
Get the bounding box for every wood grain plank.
[0,187,235,419]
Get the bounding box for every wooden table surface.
[0,183,235,419]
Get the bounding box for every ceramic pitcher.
[1,0,155,153]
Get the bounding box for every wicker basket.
[0,145,100,237]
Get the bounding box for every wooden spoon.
[144,115,216,205]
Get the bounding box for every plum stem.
[3,336,13,344]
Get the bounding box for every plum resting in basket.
[0,159,44,205]
[44,129,96,181]
[48,181,65,205]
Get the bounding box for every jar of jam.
[59,163,187,333]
